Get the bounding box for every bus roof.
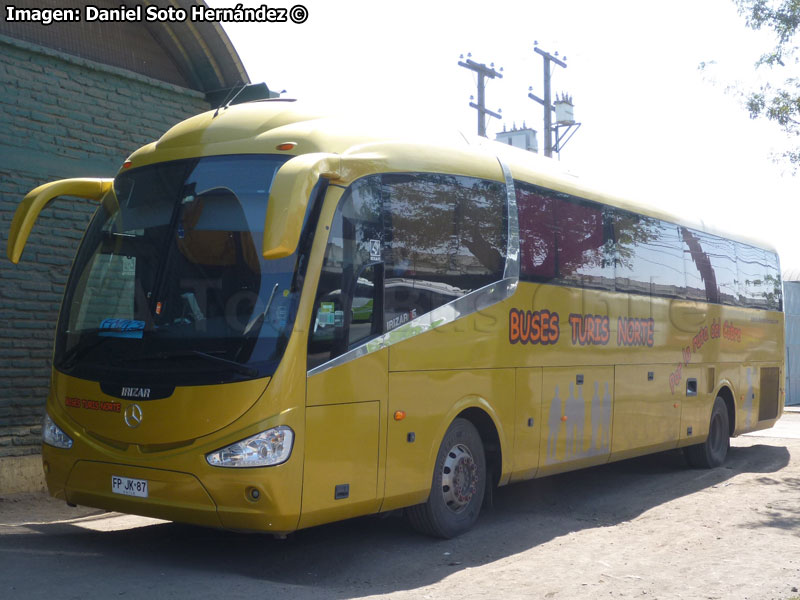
[126,99,777,254]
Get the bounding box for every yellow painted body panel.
[509,368,543,482]
[307,348,388,407]
[302,348,388,527]
[386,279,783,472]
[54,373,269,445]
[11,100,784,535]
[739,364,762,431]
[677,365,713,445]
[382,369,515,511]
[538,366,614,476]
[612,364,681,457]
[299,402,381,529]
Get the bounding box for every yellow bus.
[6,100,785,538]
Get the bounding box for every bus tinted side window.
[309,172,507,369]
[516,182,778,311]
[682,230,739,306]
[763,251,783,311]
[308,176,383,369]
[556,199,614,290]
[706,235,740,306]
[517,185,556,281]
[382,173,506,331]
[737,244,782,310]
[737,244,766,308]
[614,213,686,298]
[516,182,613,289]
[681,226,715,303]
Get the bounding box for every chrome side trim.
[307,159,521,378]
[307,277,518,377]
[499,158,520,281]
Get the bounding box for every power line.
[528,45,567,158]
[458,54,503,137]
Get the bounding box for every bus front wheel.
[407,418,486,538]
[684,396,730,468]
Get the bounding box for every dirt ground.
[1,413,800,600]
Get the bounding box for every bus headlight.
[206,426,294,468]
[42,412,73,449]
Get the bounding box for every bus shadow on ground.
[5,442,791,597]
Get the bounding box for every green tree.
[735,0,800,165]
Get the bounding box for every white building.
[495,123,538,153]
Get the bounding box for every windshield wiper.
[127,350,258,377]
[59,327,138,369]
[243,283,279,335]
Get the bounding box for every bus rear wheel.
[684,396,730,468]
[406,418,486,538]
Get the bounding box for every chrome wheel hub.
[441,443,477,513]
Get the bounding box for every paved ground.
[1,412,800,600]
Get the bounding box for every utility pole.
[528,45,567,157]
[458,54,503,137]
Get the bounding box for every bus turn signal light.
[276,142,297,151]
[394,411,406,421]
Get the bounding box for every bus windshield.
[53,154,302,386]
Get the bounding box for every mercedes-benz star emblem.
[123,404,143,428]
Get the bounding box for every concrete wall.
[0,34,209,488]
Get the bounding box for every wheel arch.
[716,383,736,437]
[455,406,503,489]
[424,394,512,493]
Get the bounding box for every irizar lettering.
[121,387,151,399]
[387,310,417,331]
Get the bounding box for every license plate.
[111,475,148,498]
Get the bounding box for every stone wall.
[0,34,210,461]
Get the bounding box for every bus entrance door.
[299,349,388,529]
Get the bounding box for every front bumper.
[43,444,302,533]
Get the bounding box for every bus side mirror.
[263,153,341,259]
[7,178,114,264]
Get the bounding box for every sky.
[208,0,800,270]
